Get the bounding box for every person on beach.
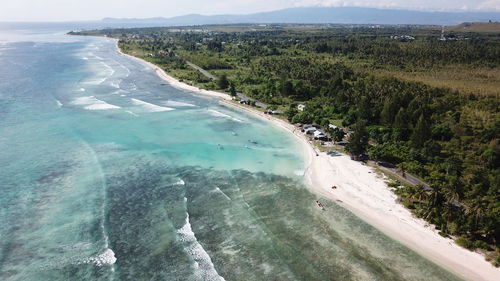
[316,201,325,210]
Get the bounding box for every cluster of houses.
[390,35,415,41]
[296,123,352,145]
[300,125,329,141]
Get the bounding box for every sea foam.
[208,109,243,122]
[71,96,121,110]
[82,248,117,267]
[177,212,226,281]
[214,187,231,201]
[131,98,174,112]
[163,100,196,107]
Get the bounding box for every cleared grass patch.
[366,65,500,97]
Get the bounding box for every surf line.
[177,198,225,281]
[79,140,117,276]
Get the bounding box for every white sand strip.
[219,101,499,281]
[114,38,499,281]
[114,40,232,101]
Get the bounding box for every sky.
[1,0,499,21]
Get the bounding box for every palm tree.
[465,200,486,232]
[410,184,429,204]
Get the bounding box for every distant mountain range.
[102,7,500,26]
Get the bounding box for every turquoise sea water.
[0,25,462,281]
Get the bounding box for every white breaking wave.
[82,56,89,60]
[214,187,231,201]
[294,170,305,176]
[78,88,86,92]
[111,89,128,96]
[82,248,117,267]
[84,77,107,85]
[55,100,63,108]
[131,98,174,112]
[163,100,196,107]
[125,110,139,117]
[71,96,121,110]
[177,212,226,281]
[100,62,115,76]
[109,80,120,89]
[208,109,243,122]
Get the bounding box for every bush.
[438,231,449,238]
[456,237,474,249]
[474,240,493,251]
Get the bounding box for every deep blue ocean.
[0,23,462,281]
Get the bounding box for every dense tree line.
[72,25,500,265]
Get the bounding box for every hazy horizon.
[1,0,500,22]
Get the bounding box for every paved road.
[184,61,269,108]
[236,92,268,108]
[186,61,218,80]
[369,161,466,207]
[367,161,432,191]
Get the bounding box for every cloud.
[292,0,500,11]
[478,0,500,10]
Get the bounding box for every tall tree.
[411,114,431,148]
[346,119,369,155]
[229,82,237,97]
[380,96,398,125]
[357,96,372,121]
[393,107,410,141]
[281,80,293,97]
[218,74,229,90]
[328,127,345,143]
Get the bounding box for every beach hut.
[314,130,328,140]
[303,127,317,135]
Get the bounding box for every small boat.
[315,200,325,210]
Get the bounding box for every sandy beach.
[114,40,232,101]
[115,41,500,281]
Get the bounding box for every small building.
[314,130,328,140]
[297,104,306,111]
[303,127,316,135]
[328,124,338,130]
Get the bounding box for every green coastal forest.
[72,24,500,265]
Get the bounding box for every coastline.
[114,40,232,101]
[113,39,499,281]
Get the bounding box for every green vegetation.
[71,24,500,265]
[446,22,500,33]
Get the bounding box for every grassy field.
[363,65,500,97]
[447,22,500,33]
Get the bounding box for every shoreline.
[113,39,499,281]
[114,40,232,101]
